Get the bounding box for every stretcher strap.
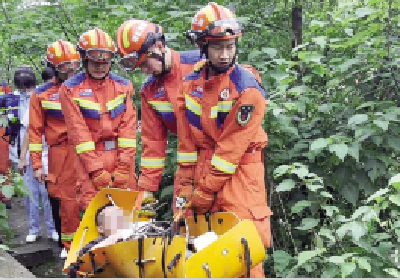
[89,251,96,275]
[69,263,79,278]
[204,212,211,231]
[241,238,252,278]
[167,252,182,272]
[78,237,105,258]
[138,236,144,278]
[161,237,167,278]
[168,225,174,245]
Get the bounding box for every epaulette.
[193,59,208,73]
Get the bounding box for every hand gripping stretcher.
[62,188,266,278]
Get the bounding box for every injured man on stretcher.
[88,203,161,251]
[85,203,220,255]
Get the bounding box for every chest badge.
[237,105,254,126]
[49,93,59,101]
[154,87,165,98]
[79,89,93,97]
[190,86,203,98]
[220,88,230,100]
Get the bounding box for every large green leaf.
[384,269,400,278]
[355,8,377,18]
[373,120,389,131]
[291,200,312,214]
[337,221,366,241]
[296,218,320,230]
[341,262,356,277]
[388,194,400,206]
[310,138,330,151]
[297,249,324,266]
[366,188,390,203]
[1,185,14,199]
[356,257,371,272]
[276,179,296,192]
[348,114,369,126]
[389,174,400,189]
[329,144,348,161]
[273,250,293,272]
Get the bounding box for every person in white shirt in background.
[13,66,58,243]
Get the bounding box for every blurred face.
[57,68,76,82]
[138,42,164,76]
[97,206,129,237]
[18,86,36,94]
[207,38,236,69]
[87,60,112,79]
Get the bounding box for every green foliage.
[0,169,29,241]
[0,0,399,277]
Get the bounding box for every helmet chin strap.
[46,62,65,84]
[209,58,236,74]
[55,72,66,83]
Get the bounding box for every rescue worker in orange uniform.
[0,82,12,209]
[115,19,203,212]
[29,40,81,258]
[59,28,137,211]
[177,3,273,277]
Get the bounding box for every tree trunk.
[291,0,303,78]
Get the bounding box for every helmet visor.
[56,61,81,73]
[87,49,114,62]
[117,52,139,72]
[206,19,242,37]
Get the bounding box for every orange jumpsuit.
[0,83,11,203]
[29,78,80,250]
[138,50,202,212]
[58,71,137,210]
[178,62,272,278]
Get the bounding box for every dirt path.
[2,197,67,278]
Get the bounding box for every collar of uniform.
[204,63,236,85]
[85,71,109,88]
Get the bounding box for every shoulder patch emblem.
[237,105,254,126]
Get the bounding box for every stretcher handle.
[77,227,89,257]
[202,262,212,278]
[106,194,116,206]
[167,252,182,272]
[241,238,252,278]
[173,201,192,222]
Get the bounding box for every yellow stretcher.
[63,188,266,278]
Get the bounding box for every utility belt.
[198,148,264,165]
[95,139,118,151]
